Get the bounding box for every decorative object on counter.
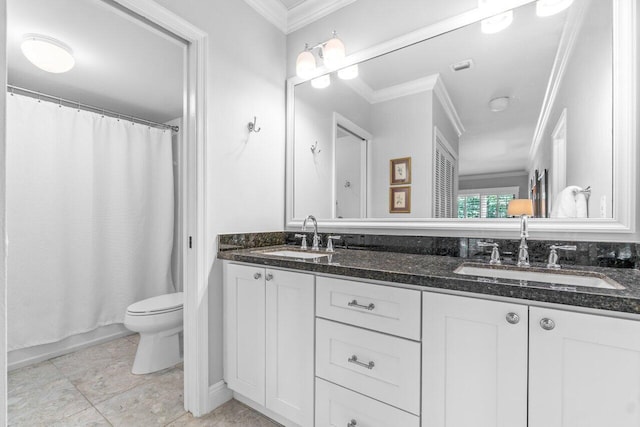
[390,157,411,185]
[508,198,534,267]
[390,186,411,213]
[546,244,577,269]
[551,185,590,218]
[295,30,346,79]
[310,140,321,155]
[247,116,261,133]
[530,168,548,217]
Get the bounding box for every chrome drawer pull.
[348,299,375,311]
[347,420,357,427]
[348,355,375,370]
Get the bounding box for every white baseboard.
[206,380,233,413]
[8,324,132,371]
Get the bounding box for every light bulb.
[21,34,75,73]
[338,64,359,80]
[536,0,574,17]
[296,50,316,79]
[311,74,331,89]
[322,36,345,70]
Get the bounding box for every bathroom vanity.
[219,246,640,427]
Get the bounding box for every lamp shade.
[21,34,75,73]
[507,199,534,216]
[296,50,316,79]
[322,36,345,69]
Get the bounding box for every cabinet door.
[529,307,640,427]
[224,263,266,405]
[265,269,314,426]
[422,292,528,427]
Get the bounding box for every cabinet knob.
[265,273,273,281]
[540,318,556,330]
[253,272,262,280]
[347,419,357,427]
[506,312,520,324]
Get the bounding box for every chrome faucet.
[547,245,577,269]
[477,241,501,265]
[516,214,530,267]
[302,215,320,251]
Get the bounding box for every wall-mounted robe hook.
[310,141,321,154]
[248,116,261,133]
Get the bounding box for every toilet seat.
[126,292,183,316]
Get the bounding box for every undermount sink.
[454,263,624,290]
[257,250,329,260]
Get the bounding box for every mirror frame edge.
[285,0,637,241]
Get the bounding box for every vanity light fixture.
[479,0,513,34]
[21,34,75,73]
[295,31,346,79]
[311,74,331,89]
[337,64,358,80]
[536,0,574,17]
[489,96,511,112]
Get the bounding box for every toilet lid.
[127,292,184,315]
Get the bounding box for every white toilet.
[124,292,184,374]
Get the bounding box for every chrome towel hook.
[248,116,261,133]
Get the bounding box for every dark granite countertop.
[218,245,640,315]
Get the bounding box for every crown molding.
[243,0,356,34]
[243,0,288,33]
[287,0,357,33]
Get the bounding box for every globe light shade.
[322,36,345,69]
[311,74,331,89]
[481,10,513,34]
[338,64,359,80]
[21,34,75,73]
[536,0,574,17]
[296,50,316,79]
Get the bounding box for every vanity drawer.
[316,318,421,415]
[316,378,420,427]
[316,276,421,340]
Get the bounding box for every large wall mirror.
[286,0,636,238]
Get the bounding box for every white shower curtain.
[7,93,175,351]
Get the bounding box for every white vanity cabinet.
[529,307,640,427]
[422,292,529,427]
[423,292,640,427]
[223,263,314,426]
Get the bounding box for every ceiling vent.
[450,59,474,72]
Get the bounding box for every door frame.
[110,0,210,416]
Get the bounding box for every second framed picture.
[389,186,411,213]
[390,157,411,185]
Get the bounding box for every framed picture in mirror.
[390,157,411,185]
[390,186,411,213]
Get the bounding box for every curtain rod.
[7,85,179,133]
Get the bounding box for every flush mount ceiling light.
[311,74,331,89]
[536,0,574,17]
[296,31,346,79]
[489,96,511,112]
[21,34,75,73]
[479,0,513,34]
[337,64,359,80]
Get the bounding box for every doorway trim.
[111,0,210,416]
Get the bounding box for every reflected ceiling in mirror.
[292,0,612,221]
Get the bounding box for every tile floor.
[8,334,280,426]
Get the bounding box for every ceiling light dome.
[21,34,75,73]
[536,0,574,17]
[489,96,511,112]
